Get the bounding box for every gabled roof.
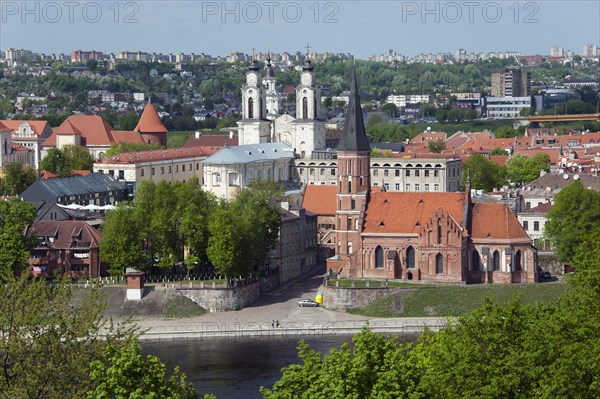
[44,116,116,147]
[110,130,147,145]
[21,174,128,202]
[0,120,52,137]
[28,220,102,249]
[363,192,466,234]
[134,103,167,133]
[520,202,554,215]
[302,185,337,215]
[337,69,370,152]
[203,142,294,165]
[471,203,530,241]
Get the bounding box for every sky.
[0,0,599,58]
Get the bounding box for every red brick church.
[327,71,537,284]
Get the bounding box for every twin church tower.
[237,55,326,159]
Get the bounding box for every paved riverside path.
[128,273,450,340]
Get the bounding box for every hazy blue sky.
[1,1,598,58]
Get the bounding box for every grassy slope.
[347,282,567,317]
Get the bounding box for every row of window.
[522,221,540,231]
[137,162,200,177]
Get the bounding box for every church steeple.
[337,69,370,152]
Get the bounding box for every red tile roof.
[110,130,147,145]
[471,203,529,240]
[512,148,561,165]
[184,134,237,148]
[135,103,167,133]
[410,131,447,144]
[28,220,102,249]
[490,155,509,167]
[96,146,221,164]
[301,185,337,215]
[0,120,51,137]
[521,202,553,214]
[44,116,116,147]
[363,192,466,234]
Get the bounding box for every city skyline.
[0,1,598,59]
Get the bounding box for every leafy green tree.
[505,153,550,186]
[104,142,164,157]
[0,162,37,195]
[489,147,508,156]
[381,103,399,118]
[0,198,36,281]
[62,144,95,171]
[99,204,148,275]
[428,139,446,153]
[462,154,506,192]
[207,204,246,277]
[0,274,137,397]
[544,181,600,265]
[0,98,15,118]
[117,112,140,130]
[88,339,209,399]
[40,147,71,176]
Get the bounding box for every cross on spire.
[305,43,311,57]
[251,47,256,59]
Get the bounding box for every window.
[435,253,443,274]
[493,251,500,271]
[405,170,410,177]
[375,246,384,268]
[196,163,200,170]
[347,218,352,231]
[168,166,172,173]
[302,97,308,119]
[405,183,411,191]
[118,170,124,180]
[415,184,420,191]
[424,184,430,191]
[182,164,186,172]
[331,169,336,176]
[151,168,155,176]
[248,97,254,119]
[523,221,529,230]
[229,173,239,186]
[320,168,324,175]
[310,169,314,176]
[406,246,415,269]
[373,170,378,177]
[526,202,531,210]
[534,221,540,231]
[395,170,400,177]
[395,183,400,191]
[434,184,439,192]
[299,168,304,175]
[384,183,390,191]
[425,170,430,177]
[415,170,420,177]
[472,251,480,271]
[434,170,439,177]
[384,170,389,177]
[161,167,164,174]
[351,199,355,209]
[514,250,522,272]
[175,165,179,173]
[437,223,442,244]
[213,173,221,184]
[140,169,144,177]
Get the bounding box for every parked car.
[297,299,319,307]
[539,271,551,280]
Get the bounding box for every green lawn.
[347,282,568,317]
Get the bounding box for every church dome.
[248,60,260,71]
[302,58,314,71]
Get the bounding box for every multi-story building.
[294,157,462,192]
[0,120,52,169]
[491,68,531,97]
[71,50,104,63]
[27,221,104,278]
[93,146,219,195]
[485,96,532,119]
[386,94,432,108]
[265,202,318,283]
[5,48,32,61]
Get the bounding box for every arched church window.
[493,251,500,271]
[406,246,415,269]
[248,97,254,119]
[375,246,384,268]
[302,97,308,119]
[436,253,443,274]
[514,250,522,272]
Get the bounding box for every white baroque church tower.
[237,55,326,159]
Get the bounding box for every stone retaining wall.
[176,282,260,312]
[322,285,395,311]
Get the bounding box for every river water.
[141,334,357,398]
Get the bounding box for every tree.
[0,274,136,397]
[428,139,446,153]
[0,98,15,118]
[505,153,550,186]
[544,181,600,265]
[462,154,506,192]
[40,147,71,176]
[0,162,37,195]
[381,103,399,118]
[0,198,36,281]
[117,112,140,130]
[62,144,95,171]
[87,339,209,399]
[489,148,508,156]
[99,204,148,275]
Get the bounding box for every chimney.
[195,131,201,139]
